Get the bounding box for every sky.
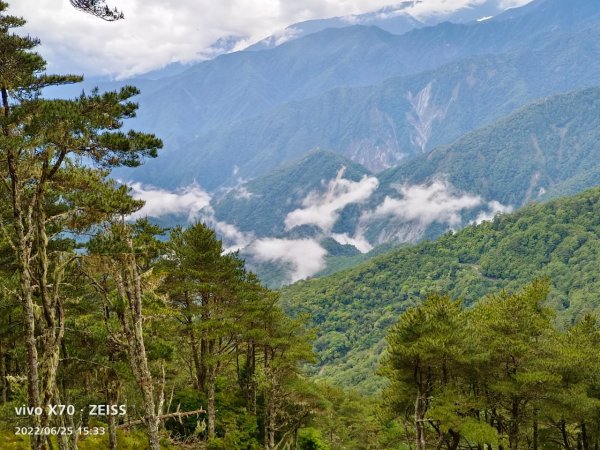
[11,0,531,79]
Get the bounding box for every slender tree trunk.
[415,389,426,450]
[263,348,275,450]
[185,293,203,391]
[107,381,119,450]
[448,430,460,450]
[0,340,6,403]
[561,421,573,450]
[248,343,256,415]
[207,363,217,440]
[238,341,257,415]
[582,422,590,450]
[35,189,68,440]
[115,251,161,450]
[533,409,539,450]
[509,399,519,450]
[54,388,71,450]
[199,337,207,393]
[10,196,43,449]
[3,88,43,450]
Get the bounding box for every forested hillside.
[207,87,600,288]
[378,87,600,208]
[281,186,600,392]
[113,0,600,189]
[213,151,371,237]
[5,0,600,449]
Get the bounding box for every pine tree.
[0,2,161,448]
[381,293,480,450]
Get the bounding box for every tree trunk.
[415,389,427,450]
[582,422,590,450]
[107,382,119,450]
[199,337,207,393]
[54,388,71,450]
[263,348,276,450]
[207,361,217,439]
[448,430,460,450]
[4,85,44,449]
[509,399,519,450]
[115,251,161,450]
[533,410,539,450]
[36,191,65,423]
[185,293,203,391]
[561,421,572,450]
[0,340,6,403]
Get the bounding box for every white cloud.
[214,220,255,252]
[405,0,529,20]
[472,200,513,224]
[10,0,533,78]
[247,238,327,283]
[366,180,483,227]
[499,0,531,8]
[127,182,254,250]
[331,233,372,253]
[284,167,379,232]
[8,0,393,78]
[233,186,255,200]
[128,182,212,220]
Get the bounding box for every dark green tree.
[0,2,161,448]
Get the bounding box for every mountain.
[114,0,600,190]
[280,186,600,393]
[378,87,600,208]
[247,3,423,51]
[364,86,600,244]
[247,0,529,52]
[213,150,372,237]
[194,86,600,288]
[109,0,600,189]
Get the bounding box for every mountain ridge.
[280,185,600,392]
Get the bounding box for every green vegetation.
[380,87,600,207]
[0,5,336,449]
[214,150,370,237]
[281,186,600,393]
[4,2,600,449]
[382,280,600,450]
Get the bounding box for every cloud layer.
[128,182,211,220]
[367,180,483,227]
[285,167,379,232]
[12,0,531,78]
[247,238,328,283]
[127,177,512,285]
[128,181,254,251]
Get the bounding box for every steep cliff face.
[405,82,461,153]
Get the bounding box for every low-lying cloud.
[366,180,483,227]
[128,182,212,221]
[247,238,328,283]
[128,182,254,251]
[331,232,372,253]
[285,167,379,232]
[473,200,513,224]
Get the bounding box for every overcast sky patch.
[11,0,530,78]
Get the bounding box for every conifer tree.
[0,3,161,448]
